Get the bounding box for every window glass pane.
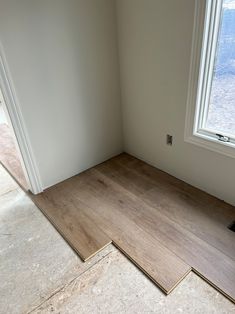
[205,0,235,136]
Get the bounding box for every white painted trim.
[185,133,235,159]
[0,45,43,193]
[185,0,235,159]
[185,0,206,145]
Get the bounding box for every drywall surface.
[0,0,122,189]
[116,0,235,206]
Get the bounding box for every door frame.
[0,46,43,194]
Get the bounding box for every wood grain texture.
[31,153,235,301]
[80,201,192,294]
[73,168,235,301]
[32,187,111,261]
[97,154,235,261]
[0,123,28,190]
[94,155,235,302]
[112,232,191,294]
[33,174,191,293]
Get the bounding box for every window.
[185,0,235,158]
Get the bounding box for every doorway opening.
[0,87,29,191]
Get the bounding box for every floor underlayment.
[0,165,234,313]
[32,153,235,302]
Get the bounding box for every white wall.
[116,0,235,205]
[1,0,234,205]
[0,0,123,189]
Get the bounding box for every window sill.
[185,132,235,159]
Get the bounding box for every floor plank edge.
[112,241,192,295]
[30,194,112,262]
[192,269,235,304]
[83,241,113,262]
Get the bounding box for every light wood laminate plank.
[33,173,191,294]
[32,188,111,261]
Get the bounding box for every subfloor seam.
[26,247,115,314]
[0,187,18,197]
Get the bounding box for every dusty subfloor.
[0,164,234,314]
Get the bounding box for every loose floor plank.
[32,187,111,261]
[112,231,191,294]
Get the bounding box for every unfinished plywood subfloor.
[32,153,235,302]
[0,123,28,190]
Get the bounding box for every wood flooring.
[0,123,28,190]
[32,153,235,302]
[34,191,111,261]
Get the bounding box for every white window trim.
[185,0,235,159]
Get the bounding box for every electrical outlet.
[166,134,173,146]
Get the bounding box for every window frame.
[185,0,235,158]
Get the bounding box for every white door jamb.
[0,46,43,194]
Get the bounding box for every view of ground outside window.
[206,0,235,136]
